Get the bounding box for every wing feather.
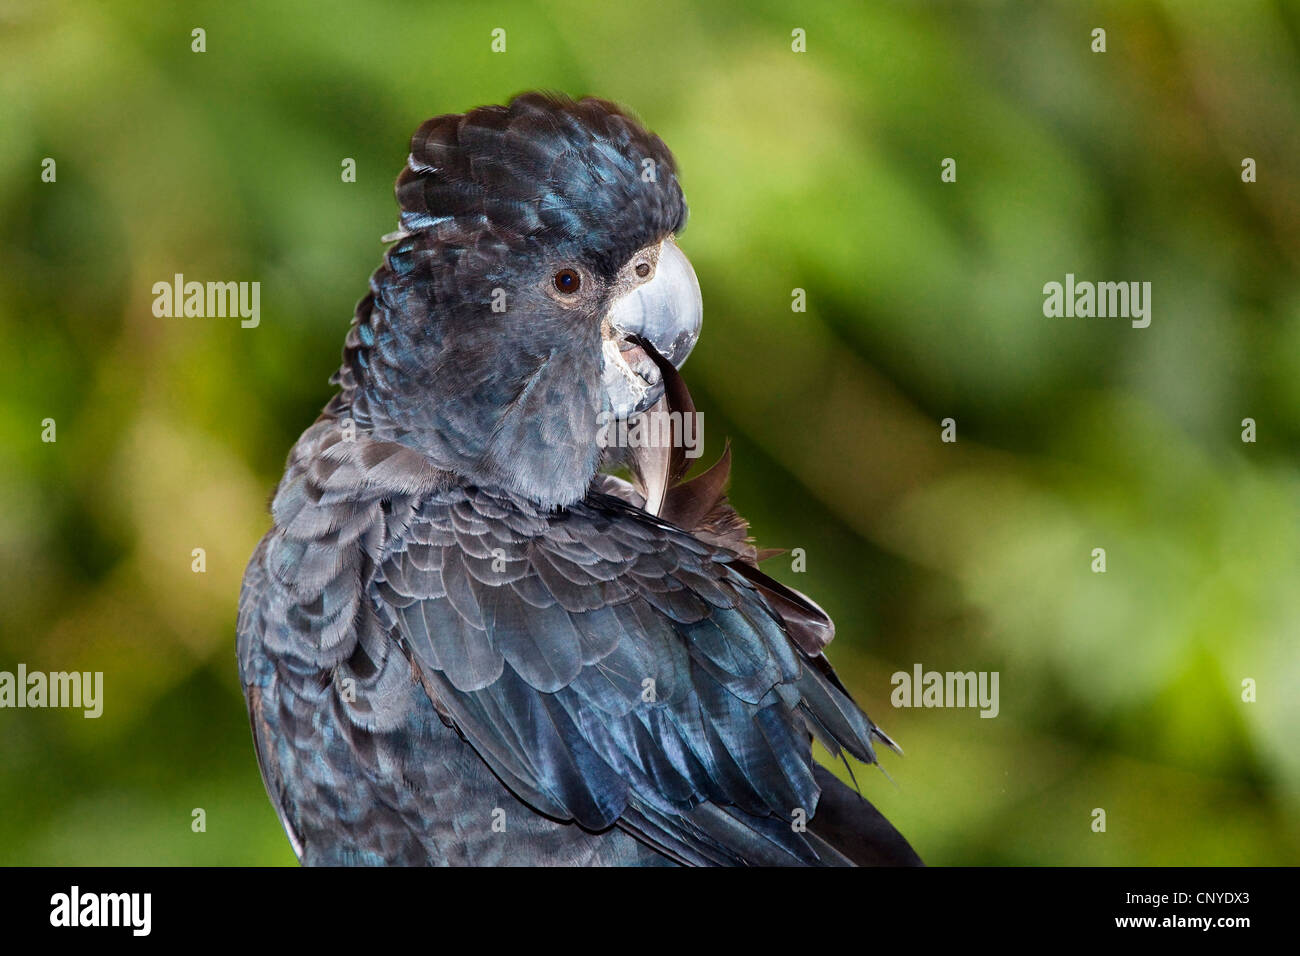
[376,485,906,864]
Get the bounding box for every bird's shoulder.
[374,479,895,865]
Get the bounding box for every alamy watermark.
[50,886,150,936]
[1042,273,1151,328]
[0,664,103,718]
[596,410,703,458]
[891,664,999,718]
[152,273,260,328]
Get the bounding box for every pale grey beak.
[598,238,704,516]
[606,237,702,368]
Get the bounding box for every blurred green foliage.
[1,0,1297,865]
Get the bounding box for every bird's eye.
[553,269,581,294]
[635,262,651,278]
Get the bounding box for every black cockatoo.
[237,92,921,866]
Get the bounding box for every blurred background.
[1,0,1297,865]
